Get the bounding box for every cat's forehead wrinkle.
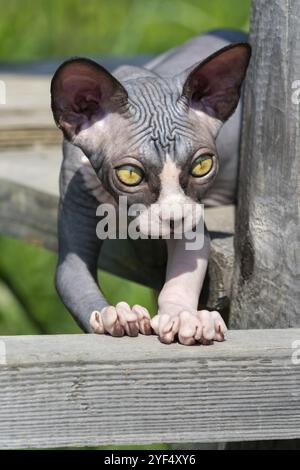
[125,76,198,156]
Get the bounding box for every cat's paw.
[90,302,152,337]
[151,309,227,346]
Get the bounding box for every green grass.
[0,0,250,61]
[0,235,157,335]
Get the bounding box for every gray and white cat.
[50,30,251,345]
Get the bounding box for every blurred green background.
[0,0,250,61]
[0,0,251,335]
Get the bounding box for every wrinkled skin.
[51,31,250,345]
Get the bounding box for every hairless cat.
[50,30,251,345]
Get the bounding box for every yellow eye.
[191,154,213,177]
[115,165,144,186]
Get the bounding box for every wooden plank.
[230,0,300,328]
[0,74,59,147]
[0,329,300,448]
[0,147,61,196]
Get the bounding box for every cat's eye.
[190,154,213,177]
[115,164,144,186]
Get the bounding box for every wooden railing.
[1,330,300,449]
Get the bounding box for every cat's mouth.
[134,202,203,239]
[156,220,199,239]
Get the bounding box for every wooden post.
[230,0,300,329]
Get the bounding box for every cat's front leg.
[151,231,227,345]
[57,154,152,337]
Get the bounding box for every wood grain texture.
[0,329,300,448]
[230,0,300,328]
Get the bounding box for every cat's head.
[51,43,251,237]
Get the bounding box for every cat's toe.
[115,302,139,336]
[132,304,152,335]
[90,310,105,334]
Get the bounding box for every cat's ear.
[51,58,128,141]
[181,43,251,122]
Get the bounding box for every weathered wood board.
[0,329,300,448]
[231,0,300,328]
[0,74,60,147]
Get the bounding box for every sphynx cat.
[50,30,251,345]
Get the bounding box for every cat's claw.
[90,302,152,337]
[151,309,227,345]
